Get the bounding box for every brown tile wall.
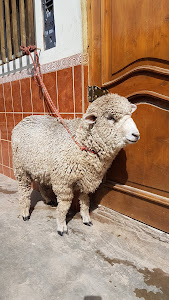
[0,64,89,179]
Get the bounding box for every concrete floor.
[0,174,169,300]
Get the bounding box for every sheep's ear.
[131,103,137,113]
[84,113,97,124]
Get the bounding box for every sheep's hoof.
[84,221,93,226]
[23,216,30,221]
[57,230,68,236]
[57,231,63,236]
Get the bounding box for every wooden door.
[88,0,169,232]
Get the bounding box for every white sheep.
[11,93,140,235]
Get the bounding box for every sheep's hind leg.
[79,193,93,226]
[53,187,73,236]
[17,174,32,221]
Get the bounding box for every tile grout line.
[2,83,9,141]
[19,80,24,119]
[42,74,46,114]
[30,77,34,115]
[9,82,14,177]
[10,81,16,127]
[2,84,10,173]
[1,139,11,143]
[7,142,12,177]
[0,163,13,170]
[1,84,4,174]
[6,83,12,172]
[72,66,76,119]
[0,139,4,175]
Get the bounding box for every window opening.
[42,0,56,50]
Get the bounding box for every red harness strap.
[20,45,97,155]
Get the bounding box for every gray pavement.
[0,174,169,300]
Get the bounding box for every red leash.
[20,45,97,155]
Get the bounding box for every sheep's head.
[82,93,140,152]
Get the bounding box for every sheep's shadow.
[90,149,128,210]
[29,188,58,216]
[29,190,44,216]
[29,186,78,224]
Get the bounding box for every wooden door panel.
[111,0,169,75]
[102,0,169,85]
[88,0,169,232]
[94,184,169,233]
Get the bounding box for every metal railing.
[0,0,35,65]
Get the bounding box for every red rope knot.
[20,45,42,83]
[20,45,37,55]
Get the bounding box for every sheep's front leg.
[54,187,73,236]
[17,175,32,221]
[79,193,92,226]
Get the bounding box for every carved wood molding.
[104,180,169,207]
[111,57,169,76]
[102,65,169,88]
[126,90,169,102]
[126,90,169,110]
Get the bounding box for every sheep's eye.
[107,114,116,121]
